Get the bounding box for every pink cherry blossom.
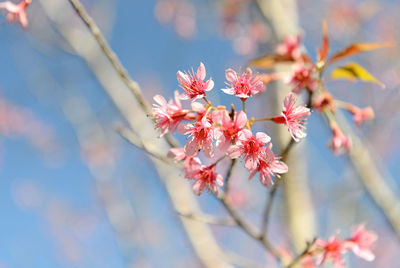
[185,164,224,195]
[286,64,318,93]
[313,92,336,113]
[179,117,215,158]
[316,236,348,268]
[222,68,265,99]
[177,62,214,100]
[212,109,247,151]
[168,147,202,174]
[227,129,270,171]
[300,255,317,268]
[191,101,209,121]
[152,91,190,137]
[347,105,375,126]
[248,145,288,188]
[272,93,311,142]
[346,225,377,261]
[276,35,302,60]
[0,0,30,28]
[167,147,187,161]
[328,124,352,154]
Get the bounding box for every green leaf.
[330,62,385,88]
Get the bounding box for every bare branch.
[38,1,233,266]
[286,238,317,268]
[66,0,179,148]
[223,159,236,194]
[177,211,237,226]
[115,125,175,166]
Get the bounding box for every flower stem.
[203,97,212,106]
[252,117,274,122]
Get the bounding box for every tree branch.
[66,0,178,149]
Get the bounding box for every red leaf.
[328,42,393,64]
[318,20,330,62]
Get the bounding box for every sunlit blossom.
[179,117,215,158]
[227,129,270,171]
[272,93,310,142]
[185,164,224,195]
[152,91,190,137]
[213,109,247,152]
[177,62,214,100]
[222,67,265,99]
[248,144,288,188]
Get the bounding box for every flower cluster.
[153,62,311,195]
[257,31,380,155]
[299,225,377,268]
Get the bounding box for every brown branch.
[223,159,236,194]
[216,161,284,263]
[260,139,296,238]
[286,238,316,268]
[217,194,283,262]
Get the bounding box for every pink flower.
[249,145,288,188]
[286,64,318,93]
[0,0,30,28]
[177,62,214,100]
[212,109,247,151]
[191,101,208,121]
[272,93,310,142]
[346,225,377,261]
[222,68,265,99]
[185,164,224,195]
[328,124,352,154]
[168,147,202,174]
[316,236,348,268]
[227,129,270,171]
[276,35,302,60]
[347,106,375,126]
[313,92,336,113]
[168,147,187,161]
[152,91,190,137]
[179,117,215,158]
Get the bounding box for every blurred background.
[0,0,399,267]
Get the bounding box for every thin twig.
[216,164,284,263]
[223,159,236,194]
[66,0,179,148]
[177,211,237,226]
[286,238,316,268]
[260,139,296,238]
[115,125,175,166]
[217,194,283,262]
[46,1,233,266]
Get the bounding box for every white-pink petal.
[205,79,214,91]
[225,69,237,83]
[221,87,235,95]
[197,62,206,80]
[185,138,199,156]
[153,95,167,106]
[192,180,205,195]
[177,71,190,85]
[227,145,243,159]
[256,132,271,144]
[238,129,253,140]
[202,139,214,158]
